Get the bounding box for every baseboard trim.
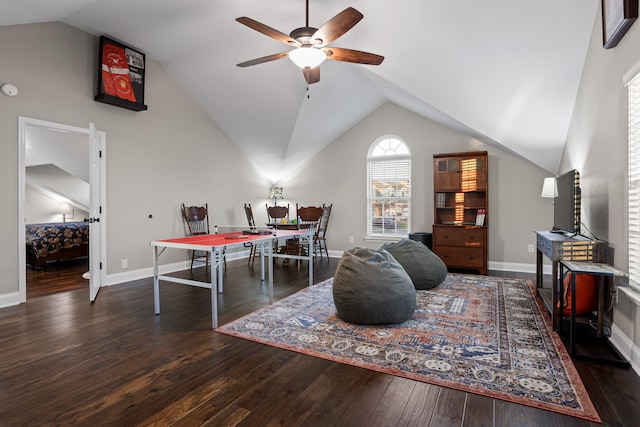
[105,250,250,286]
[0,253,543,306]
[610,323,640,376]
[103,256,542,287]
[488,261,549,275]
[0,291,20,309]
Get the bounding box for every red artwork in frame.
[95,36,148,111]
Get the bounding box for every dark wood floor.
[26,257,89,299]
[5,258,639,426]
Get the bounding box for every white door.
[89,123,105,301]
[18,117,107,303]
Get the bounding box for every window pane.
[367,136,411,237]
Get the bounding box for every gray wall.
[564,8,640,349]
[280,102,553,268]
[0,22,263,298]
[0,21,553,303]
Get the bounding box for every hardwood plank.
[462,393,494,427]
[364,376,417,426]
[0,263,638,426]
[429,388,467,426]
[333,371,396,426]
[397,382,441,426]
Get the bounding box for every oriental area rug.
[216,274,600,422]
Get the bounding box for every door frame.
[18,116,107,302]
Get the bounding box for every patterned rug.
[216,274,600,422]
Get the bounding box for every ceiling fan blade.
[303,66,320,84]
[312,7,363,47]
[237,52,289,67]
[323,47,384,65]
[236,17,299,46]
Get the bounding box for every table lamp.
[541,177,558,199]
[269,186,283,206]
[59,202,73,222]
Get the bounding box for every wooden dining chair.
[315,203,332,261]
[181,203,225,271]
[244,203,260,267]
[295,204,324,270]
[265,204,290,265]
[266,204,290,224]
[296,204,323,229]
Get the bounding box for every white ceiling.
[2,0,600,180]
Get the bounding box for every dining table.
[266,222,317,267]
[265,222,316,230]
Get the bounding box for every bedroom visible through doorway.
[18,117,106,303]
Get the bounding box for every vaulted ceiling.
[2,0,599,180]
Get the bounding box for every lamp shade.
[289,47,326,69]
[59,202,72,214]
[541,177,558,198]
[269,186,283,200]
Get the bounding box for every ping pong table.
[151,229,315,328]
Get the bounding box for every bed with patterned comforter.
[26,222,89,270]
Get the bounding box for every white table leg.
[153,246,160,314]
[217,247,223,294]
[308,235,313,286]
[260,241,265,282]
[211,249,218,329]
[268,239,274,304]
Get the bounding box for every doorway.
[18,117,106,302]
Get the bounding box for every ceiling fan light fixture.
[289,47,326,69]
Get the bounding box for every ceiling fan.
[236,0,384,85]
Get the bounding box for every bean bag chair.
[332,247,416,325]
[381,239,447,289]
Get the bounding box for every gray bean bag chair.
[332,247,416,325]
[381,239,447,289]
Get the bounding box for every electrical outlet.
[349,236,354,244]
[528,244,534,253]
[121,259,128,269]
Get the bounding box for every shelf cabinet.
[433,151,488,275]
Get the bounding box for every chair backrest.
[266,204,290,222]
[182,203,209,236]
[296,204,323,230]
[244,203,256,230]
[317,203,332,237]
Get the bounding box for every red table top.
[151,229,312,250]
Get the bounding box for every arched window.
[367,136,411,237]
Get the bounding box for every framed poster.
[602,0,638,49]
[95,35,148,111]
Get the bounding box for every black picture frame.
[95,35,148,111]
[602,0,639,49]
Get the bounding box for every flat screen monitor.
[553,169,581,235]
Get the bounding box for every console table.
[535,231,604,330]
[559,260,629,365]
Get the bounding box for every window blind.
[367,138,411,237]
[628,75,640,289]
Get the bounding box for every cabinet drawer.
[435,246,485,268]
[537,235,553,259]
[433,227,485,247]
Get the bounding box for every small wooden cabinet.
[433,151,488,274]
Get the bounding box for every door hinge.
[100,262,103,270]
[99,150,102,158]
[99,206,102,214]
